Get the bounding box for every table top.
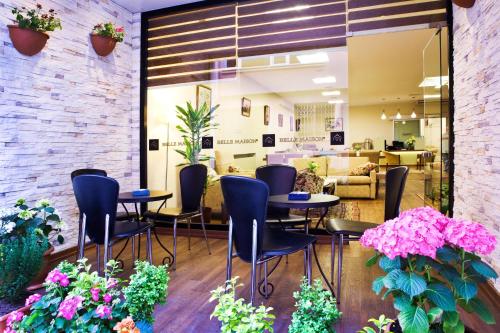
[118,190,172,203]
[268,193,340,209]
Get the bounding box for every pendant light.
[381,109,387,120]
[396,109,402,119]
[411,108,417,119]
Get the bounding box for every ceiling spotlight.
[297,52,329,64]
[402,121,406,125]
[313,76,336,84]
[322,90,341,96]
[381,110,387,120]
[396,112,402,119]
[411,111,417,118]
[328,100,344,104]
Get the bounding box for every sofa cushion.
[349,162,378,176]
[345,176,372,185]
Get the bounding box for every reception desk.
[381,150,425,166]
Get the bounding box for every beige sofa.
[289,156,377,199]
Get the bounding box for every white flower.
[0,207,21,220]
[36,199,51,208]
[4,222,16,234]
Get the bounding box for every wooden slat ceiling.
[146,0,447,87]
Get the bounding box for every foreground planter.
[386,320,478,333]
[0,305,30,332]
[8,25,49,56]
[27,245,54,291]
[90,34,117,56]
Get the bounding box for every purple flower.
[96,304,112,319]
[57,296,83,321]
[90,287,100,302]
[103,293,112,303]
[25,293,42,307]
[444,218,496,255]
[6,310,25,332]
[45,269,70,287]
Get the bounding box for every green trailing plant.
[11,4,62,32]
[307,161,319,174]
[123,261,169,324]
[175,101,219,165]
[288,278,342,333]
[210,277,275,333]
[358,314,394,333]
[0,230,48,302]
[92,22,125,42]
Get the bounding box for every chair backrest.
[72,175,119,244]
[71,168,107,181]
[256,165,296,217]
[221,176,268,263]
[180,164,207,212]
[384,166,409,221]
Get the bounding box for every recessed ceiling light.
[313,76,336,84]
[424,94,441,99]
[328,100,344,104]
[297,52,329,64]
[419,76,449,88]
[322,90,341,96]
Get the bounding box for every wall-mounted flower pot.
[90,34,117,56]
[452,0,476,8]
[8,25,49,56]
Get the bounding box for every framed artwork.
[330,131,345,145]
[325,117,343,131]
[241,97,251,117]
[196,85,211,110]
[295,118,301,132]
[264,105,270,125]
[289,116,294,131]
[278,114,283,127]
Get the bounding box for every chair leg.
[264,261,269,299]
[78,214,87,260]
[173,218,178,270]
[103,214,110,277]
[307,244,312,285]
[146,228,153,264]
[250,219,258,306]
[131,236,136,263]
[337,233,344,303]
[286,255,289,264]
[331,235,336,284]
[200,208,212,255]
[226,218,234,283]
[96,245,101,276]
[187,218,191,251]
[76,216,82,261]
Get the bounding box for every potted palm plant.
[8,4,62,56]
[91,22,125,56]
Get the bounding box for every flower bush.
[92,23,125,42]
[11,4,62,32]
[289,278,341,333]
[8,259,169,333]
[361,207,497,333]
[210,277,275,333]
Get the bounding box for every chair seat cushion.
[266,214,308,225]
[113,220,151,239]
[326,218,378,235]
[261,227,316,257]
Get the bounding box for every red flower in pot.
[91,22,125,57]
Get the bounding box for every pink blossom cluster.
[25,293,42,307]
[443,218,497,255]
[360,207,497,259]
[5,311,24,333]
[57,296,84,320]
[91,287,100,302]
[107,278,118,289]
[45,268,70,287]
[96,305,112,319]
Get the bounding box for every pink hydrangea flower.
[90,287,100,302]
[57,296,84,321]
[106,278,118,289]
[6,310,25,332]
[25,293,42,307]
[443,218,496,255]
[96,305,112,319]
[103,293,112,303]
[45,269,70,287]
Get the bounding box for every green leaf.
[427,307,443,324]
[468,298,496,324]
[394,294,412,312]
[359,327,377,333]
[396,272,427,298]
[470,260,498,279]
[424,283,456,311]
[372,276,385,295]
[398,305,429,333]
[415,255,428,271]
[453,278,478,302]
[366,253,380,267]
[379,256,401,272]
[442,311,459,327]
[436,246,460,263]
[383,269,404,289]
[443,319,464,333]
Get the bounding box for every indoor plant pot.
[8,25,49,56]
[26,245,54,291]
[0,305,30,332]
[90,34,117,56]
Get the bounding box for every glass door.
[422,28,449,214]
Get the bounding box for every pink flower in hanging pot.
[116,26,124,33]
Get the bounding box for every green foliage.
[210,277,275,333]
[175,101,219,165]
[123,261,169,324]
[288,278,342,333]
[365,247,498,333]
[92,22,125,42]
[0,231,48,301]
[11,4,62,32]
[358,314,394,333]
[307,161,319,174]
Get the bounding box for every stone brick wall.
[0,0,140,249]
[452,1,500,289]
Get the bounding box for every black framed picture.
[201,136,213,149]
[295,118,301,132]
[325,117,343,131]
[241,97,251,117]
[262,134,275,147]
[196,85,211,110]
[148,139,159,151]
[264,105,270,125]
[330,131,345,145]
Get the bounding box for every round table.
[267,193,340,296]
[117,190,173,266]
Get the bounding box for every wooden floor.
[79,172,499,333]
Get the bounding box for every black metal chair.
[326,166,409,303]
[221,176,316,305]
[72,175,153,275]
[147,164,211,270]
[255,165,309,229]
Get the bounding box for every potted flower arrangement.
[361,207,497,333]
[0,198,64,302]
[9,4,62,56]
[91,23,125,56]
[5,259,168,332]
[354,144,362,156]
[405,136,416,150]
